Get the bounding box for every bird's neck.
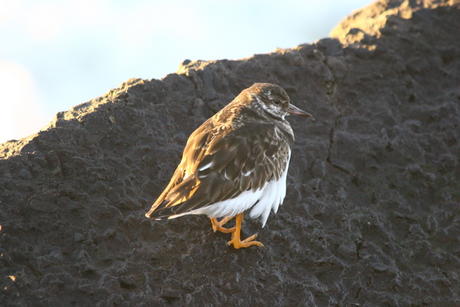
[241,105,295,143]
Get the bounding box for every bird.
[145,83,314,249]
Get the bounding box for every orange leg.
[210,216,235,233]
[227,213,264,249]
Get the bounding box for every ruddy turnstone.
[145,83,313,249]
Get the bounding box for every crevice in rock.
[319,51,338,98]
[326,115,353,175]
[355,238,363,260]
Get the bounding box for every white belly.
[170,152,291,227]
[248,163,289,227]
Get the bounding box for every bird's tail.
[145,177,199,220]
[145,200,169,220]
[146,200,194,220]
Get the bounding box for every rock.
[0,0,459,305]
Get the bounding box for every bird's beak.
[287,103,314,119]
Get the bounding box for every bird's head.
[246,83,314,120]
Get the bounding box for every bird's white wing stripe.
[198,161,214,171]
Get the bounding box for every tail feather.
[145,200,194,220]
[145,176,200,219]
[145,199,169,219]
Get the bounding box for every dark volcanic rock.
[1,0,460,305]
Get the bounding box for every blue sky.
[0,0,370,143]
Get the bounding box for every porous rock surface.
[1,0,459,305]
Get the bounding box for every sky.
[0,0,371,143]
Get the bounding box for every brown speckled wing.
[147,121,291,218]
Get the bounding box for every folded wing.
[146,120,290,219]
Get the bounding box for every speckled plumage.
[145,83,312,227]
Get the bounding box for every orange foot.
[226,213,264,249]
[228,233,264,249]
[210,216,235,233]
